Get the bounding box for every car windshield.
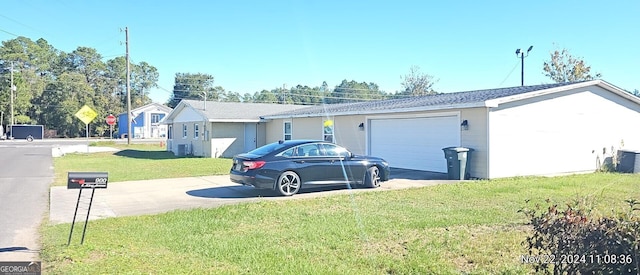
[246,142,289,157]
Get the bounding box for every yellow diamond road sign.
[75,105,98,124]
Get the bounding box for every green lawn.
[52,142,232,186]
[41,167,640,273]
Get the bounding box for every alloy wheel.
[277,171,301,196]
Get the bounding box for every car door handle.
[295,160,305,163]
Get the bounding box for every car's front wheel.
[276,171,301,196]
[364,166,381,188]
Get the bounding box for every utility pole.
[126,27,132,145]
[282,84,286,104]
[10,61,15,138]
[202,91,207,110]
[515,46,533,86]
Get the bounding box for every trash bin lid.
[618,149,640,154]
[442,147,472,152]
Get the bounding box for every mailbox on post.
[67,172,108,189]
[67,171,108,245]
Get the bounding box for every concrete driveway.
[49,169,453,224]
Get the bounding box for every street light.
[515,46,533,86]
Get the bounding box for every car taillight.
[243,160,266,170]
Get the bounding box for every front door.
[244,123,257,152]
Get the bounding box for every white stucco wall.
[488,86,640,178]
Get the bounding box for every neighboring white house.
[117,103,173,139]
[261,80,640,179]
[161,100,308,158]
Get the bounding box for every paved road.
[0,144,54,261]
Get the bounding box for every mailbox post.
[67,172,108,245]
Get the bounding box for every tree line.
[1,35,634,138]
[167,65,437,108]
[170,49,632,108]
[0,36,158,137]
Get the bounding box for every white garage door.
[369,116,460,172]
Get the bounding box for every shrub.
[520,198,640,274]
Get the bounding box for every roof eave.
[262,102,488,119]
[207,118,262,123]
[161,101,208,123]
[485,80,597,107]
[484,80,640,107]
[596,80,640,105]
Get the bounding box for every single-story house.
[261,80,640,179]
[162,100,308,157]
[117,102,173,139]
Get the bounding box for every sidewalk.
[50,174,456,224]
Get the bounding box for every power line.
[101,54,124,60]
[155,85,173,94]
[498,60,520,87]
[6,72,407,102]
[0,13,42,34]
[166,92,404,103]
[0,28,19,37]
[169,80,390,93]
[163,84,394,95]
[164,87,393,96]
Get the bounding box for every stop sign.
[106,114,116,126]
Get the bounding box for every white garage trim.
[366,112,460,172]
[485,108,492,179]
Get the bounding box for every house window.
[168,125,173,139]
[323,119,334,142]
[151,113,161,124]
[194,124,200,139]
[182,124,188,138]
[284,121,292,140]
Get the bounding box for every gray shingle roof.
[182,100,308,121]
[263,82,585,118]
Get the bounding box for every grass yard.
[52,142,232,186]
[41,172,640,274]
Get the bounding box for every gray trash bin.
[617,149,640,173]
[442,147,473,180]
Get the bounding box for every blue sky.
[1,1,638,103]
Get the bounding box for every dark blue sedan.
[230,140,390,196]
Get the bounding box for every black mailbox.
[67,172,109,189]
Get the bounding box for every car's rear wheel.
[276,171,301,196]
[364,166,381,188]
